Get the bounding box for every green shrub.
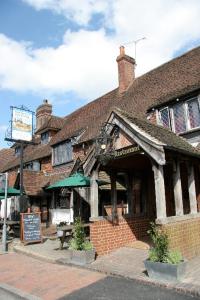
[147,222,183,264]
[147,222,169,263]
[164,250,183,265]
[69,217,93,251]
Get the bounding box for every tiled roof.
[1,143,51,172]
[14,169,71,196]
[51,88,120,145]
[115,108,200,157]
[0,148,15,172]
[35,115,65,134]
[52,46,200,145]
[1,46,200,171]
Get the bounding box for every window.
[41,132,49,144]
[158,96,200,134]
[55,189,71,209]
[159,107,171,129]
[15,146,21,157]
[187,98,200,129]
[53,140,72,166]
[172,102,186,133]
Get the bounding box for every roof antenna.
[124,37,146,62]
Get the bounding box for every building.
[0,45,200,258]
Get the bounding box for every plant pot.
[69,248,95,265]
[144,259,187,282]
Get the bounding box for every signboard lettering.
[114,145,140,158]
[21,213,42,244]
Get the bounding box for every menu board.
[20,213,42,244]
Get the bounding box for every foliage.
[147,222,182,264]
[69,217,93,251]
[164,250,183,265]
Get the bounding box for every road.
[0,253,199,300]
[60,276,199,300]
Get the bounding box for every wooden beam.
[173,160,184,216]
[187,162,197,214]
[110,172,117,220]
[152,163,167,220]
[90,169,99,218]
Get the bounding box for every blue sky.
[0,0,200,148]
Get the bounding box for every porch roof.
[113,108,200,158]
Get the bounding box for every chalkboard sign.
[20,213,42,244]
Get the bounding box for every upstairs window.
[53,140,72,166]
[187,98,200,129]
[158,96,200,134]
[172,102,186,133]
[159,107,171,129]
[41,132,49,144]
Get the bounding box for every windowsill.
[156,213,200,225]
[53,160,73,167]
[179,127,200,136]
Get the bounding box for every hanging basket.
[96,153,114,166]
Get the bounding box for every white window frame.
[171,102,187,134]
[185,97,200,131]
[158,106,171,129]
[158,94,200,134]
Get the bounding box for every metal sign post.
[1,173,8,252]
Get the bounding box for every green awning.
[0,187,21,196]
[47,173,91,190]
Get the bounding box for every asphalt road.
[59,276,199,300]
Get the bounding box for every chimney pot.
[120,45,125,56]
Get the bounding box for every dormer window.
[159,96,200,134]
[41,132,49,144]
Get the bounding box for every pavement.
[0,253,198,300]
[11,238,200,297]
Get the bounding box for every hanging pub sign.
[114,145,140,158]
[11,106,34,142]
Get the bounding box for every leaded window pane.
[188,98,200,129]
[160,108,170,128]
[173,103,186,133]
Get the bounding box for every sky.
[0,0,200,148]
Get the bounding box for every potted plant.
[144,222,187,282]
[68,217,95,265]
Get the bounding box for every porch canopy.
[46,172,90,190]
[0,187,20,196]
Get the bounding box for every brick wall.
[41,157,52,172]
[90,216,150,256]
[160,217,200,259]
[147,111,157,124]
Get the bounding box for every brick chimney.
[116,46,135,93]
[36,99,52,130]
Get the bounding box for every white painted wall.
[50,208,74,225]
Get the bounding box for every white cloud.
[0,0,200,100]
[23,0,110,25]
